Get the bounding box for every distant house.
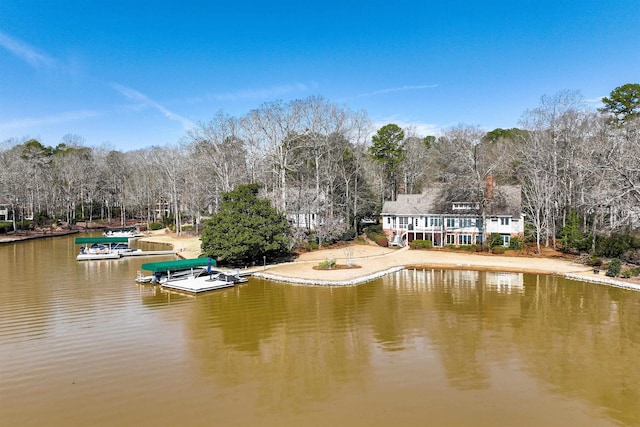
[0,200,12,222]
[288,212,320,230]
[381,178,524,247]
[155,198,171,220]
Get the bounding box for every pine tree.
[200,184,291,265]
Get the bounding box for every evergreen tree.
[559,210,588,253]
[368,123,405,201]
[600,83,640,125]
[200,184,291,265]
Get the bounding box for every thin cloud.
[358,84,438,98]
[0,31,54,68]
[112,83,196,130]
[372,117,441,138]
[0,110,99,131]
[584,96,604,106]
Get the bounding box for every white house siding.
[288,212,319,230]
[383,214,523,247]
[0,203,11,221]
[381,183,525,248]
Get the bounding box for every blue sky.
[1,1,639,151]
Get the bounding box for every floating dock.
[138,258,246,293]
[75,237,176,260]
[121,250,176,257]
[161,275,236,293]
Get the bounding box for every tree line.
[1,85,639,257]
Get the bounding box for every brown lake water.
[1,234,640,426]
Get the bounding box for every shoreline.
[0,229,78,244]
[7,228,636,292]
[138,231,640,292]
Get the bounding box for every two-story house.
[0,200,12,222]
[381,178,524,247]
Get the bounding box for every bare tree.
[186,112,249,215]
[149,146,187,234]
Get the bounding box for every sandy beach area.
[138,230,640,291]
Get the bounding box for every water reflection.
[1,236,639,426]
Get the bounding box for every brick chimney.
[486,175,494,199]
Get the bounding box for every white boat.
[75,237,173,260]
[76,237,135,260]
[137,258,247,293]
[110,242,143,256]
[103,226,144,238]
[161,269,237,293]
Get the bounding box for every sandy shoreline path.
[139,231,640,291]
[139,230,203,259]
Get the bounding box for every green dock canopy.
[75,237,130,244]
[141,258,216,272]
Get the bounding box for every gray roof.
[382,184,522,217]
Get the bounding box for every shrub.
[149,222,163,231]
[162,215,175,228]
[0,221,11,234]
[375,235,389,247]
[623,248,640,264]
[621,267,640,278]
[488,233,504,248]
[317,258,336,269]
[33,210,51,227]
[606,258,622,277]
[340,229,356,241]
[509,236,523,250]
[365,224,383,240]
[365,224,388,247]
[586,256,603,267]
[304,241,319,251]
[598,231,640,259]
[409,239,432,249]
[491,246,507,254]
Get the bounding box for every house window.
[446,218,455,228]
[424,217,429,227]
[460,218,473,228]
[446,234,456,245]
[415,218,419,227]
[502,235,510,246]
[399,217,408,228]
[500,217,510,226]
[430,217,442,227]
[458,234,472,245]
[475,235,483,245]
[387,217,390,224]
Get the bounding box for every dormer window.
[452,202,479,210]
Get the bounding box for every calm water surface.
[1,235,640,426]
